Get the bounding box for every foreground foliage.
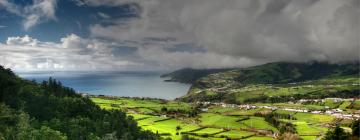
[0,66,158,140]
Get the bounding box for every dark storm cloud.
[89,0,359,69]
[0,0,358,71]
[165,44,205,53]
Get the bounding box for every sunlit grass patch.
[294,112,334,123]
[301,136,318,140]
[241,117,278,132]
[244,136,275,140]
[215,130,254,139]
[199,113,248,129]
[293,121,326,135]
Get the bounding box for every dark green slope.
[175,62,360,103]
[237,61,359,84]
[161,68,232,84]
[0,66,157,140]
[162,62,359,85]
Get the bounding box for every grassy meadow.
[89,96,360,140]
[91,97,279,140]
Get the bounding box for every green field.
[339,100,352,110]
[294,113,335,123]
[244,136,275,140]
[292,122,327,135]
[191,128,223,135]
[301,136,318,140]
[92,97,192,114]
[91,97,357,140]
[92,97,278,139]
[350,100,360,109]
[241,117,278,131]
[156,62,360,139]
[324,99,343,109]
[186,73,360,104]
[199,113,248,129]
[214,130,254,139]
[209,107,272,116]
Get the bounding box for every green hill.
[0,66,157,140]
[175,62,360,103]
[161,68,231,83]
[236,61,359,84]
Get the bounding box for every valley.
[1,62,359,140]
[91,96,360,140]
[91,62,360,140]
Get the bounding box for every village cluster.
[196,97,360,120]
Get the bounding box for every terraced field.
[294,113,335,123]
[350,100,360,109]
[132,114,275,140]
[92,97,192,113]
[184,72,360,104]
[91,97,358,140]
[91,97,279,139]
[214,130,254,139]
[199,113,248,129]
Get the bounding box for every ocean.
[17,71,190,100]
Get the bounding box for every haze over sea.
[17,71,190,100]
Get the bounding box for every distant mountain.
[236,61,359,84]
[165,62,359,85]
[161,68,232,84]
[173,62,360,103]
[0,66,157,140]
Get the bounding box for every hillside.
[161,68,231,84]
[176,62,360,103]
[0,66,157,140]
[236,62,359,84]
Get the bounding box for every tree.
[351,120,359,136]
[34,126,67,140]
[176,125,182,135]
[13,112,34,140]
[161,107,168,112]
[323,126,348,140]
[0,66,159,140]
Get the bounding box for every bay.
[17,71,190,100]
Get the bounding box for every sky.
[0,0,359,71]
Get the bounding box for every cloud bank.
[0,34,139,71]
[90,0,359,66]
[0,0,358,71]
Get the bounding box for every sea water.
[17,71,190,100]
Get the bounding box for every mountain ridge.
[161,68,232,84]
[165,62,360,103]
[163,61,359,85]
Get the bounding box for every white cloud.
[0,0,57,30]
[0,0,21,15]
[60,34,85,48]
[24,0,57,30]
[97,12,111,19]
[0,34,139,71]
[6,35,39,46]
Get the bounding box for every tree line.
[0,66,158,140]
